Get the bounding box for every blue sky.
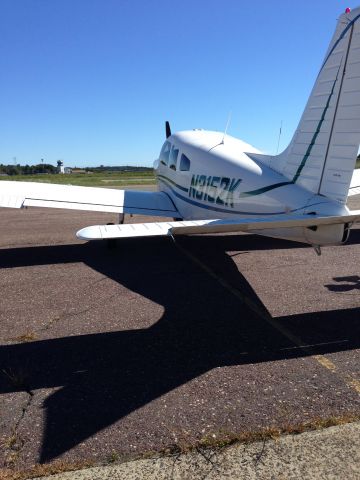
[0,0,359,167]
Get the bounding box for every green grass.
[0,171,156,187]
[1,159,358,188]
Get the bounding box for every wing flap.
[76,212,360,240]
[0,181,179,216]
[171,212,360,235]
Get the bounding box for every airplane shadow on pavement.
[0,231,359,462]
[325,275,360,291]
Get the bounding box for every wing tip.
[76,226,102,240]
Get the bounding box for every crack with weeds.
[2,369,34,468]
[196,445,217,466]
[170,451,182,480]
[196,446,224,480]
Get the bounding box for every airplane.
[2,6,360,255]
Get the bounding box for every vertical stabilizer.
[272,7,360,204]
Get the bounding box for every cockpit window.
[160,141,171,166]
[169,146,179,171]
[180,154,191,171]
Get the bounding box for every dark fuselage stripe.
[157,174,189,192]
[157,177,326,216]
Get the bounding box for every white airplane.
[2,7,360,254]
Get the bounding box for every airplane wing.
[348,169,360,197]
[77,211,360,240]
[0,181,179,217]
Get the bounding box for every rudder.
[271,7,360,204]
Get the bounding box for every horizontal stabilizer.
[0,181,179,216]
[77,212,360,240]
[77,220,211,239]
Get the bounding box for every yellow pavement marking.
[175,241,360,396]
[348,379,360,394]
[314,355,337,372]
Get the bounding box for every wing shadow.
[0,233,359,462]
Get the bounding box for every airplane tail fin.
[270,7,360,204]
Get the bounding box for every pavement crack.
[37,287,119,334]
[170,452,181,480]
[196,447,223,480]
[4,275,115,342]
[254,437,267,468]
[196,446,215,466]
[2,385,34,468]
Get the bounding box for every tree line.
[0,164,57,175]
[0,164,154,175]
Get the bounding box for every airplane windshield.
[160,141,171,165]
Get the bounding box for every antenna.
[276,120,283,155]
[221,111,232,144]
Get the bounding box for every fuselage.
[154,130,350,246]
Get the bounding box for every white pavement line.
[34,421,360,480]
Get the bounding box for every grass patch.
[162,413,360,455]
[107,451,120,463]
[2,413,358,479]
[198,413,360,451]
[0,171,156,188]
[11,333,37,343]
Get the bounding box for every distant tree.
[7,165,19,175]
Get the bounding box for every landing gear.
[313,245,322,256]
[106,213,124,249]
[106,222,116,249]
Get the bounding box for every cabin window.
[160,141,171,166]
[180,154,191,171]
[169,146,179,171]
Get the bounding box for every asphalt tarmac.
[0,194,359,474]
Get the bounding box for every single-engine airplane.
[2,7,360,254]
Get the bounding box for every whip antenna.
[276,120,283,155]
[221,111,232,144]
